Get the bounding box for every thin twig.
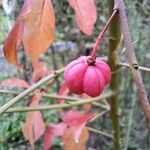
[89,110,110,122]
[0,89,19,95]
[0,89,109,109]
[92,101,110,110]
[119,62,150,73]
[5,92,114,113]
[0,68,65,115]
[115,0,150,128]
[87,127,113,139]
[124,95,136,150]
[97,56,150,73]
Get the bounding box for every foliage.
[0,0,149,149]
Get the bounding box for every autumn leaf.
[44,123,67,150]
[32,61,52,82]
[0,77,30,88]
[3,0,34,66]
[3,0,55,66]
[23,0,55,63]
[57,82,69,104]
[63,127,89,150]
[62,109,96,141]
[3,19,23,66]
[22,91,45,149]
[67,0,97,35]
[44,110,95,149]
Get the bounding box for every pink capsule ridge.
[64,56,111,97]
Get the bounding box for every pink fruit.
[64,56,111,97]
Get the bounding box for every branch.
[108,0,121,149]
[5,92,114,113]
[124,95,136,150]
[87,127,113,139]
[114,0,150,128]
[0,90,109,109]
[89,110,110,122]
[0,67,65,115]
[97,56,150,73]
[119,62,150,73]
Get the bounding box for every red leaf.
[3,21,23,66]
[22,0,55,63]
[22,91,45,149]
[0,77,30,88]
[3,0,55,66]
[43,110,95,149]
[67,0,97,35]
[63,127,89,150]
[44,123,66,150]
[43,127,54,150]
[3,0,34,66]
[32,61,52,82]
[62,110,96,142]
[57,82,69,104]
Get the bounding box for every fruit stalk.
[91,9,118,60]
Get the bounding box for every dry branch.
[115,0,150,128]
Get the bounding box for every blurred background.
[0,0,150,149]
